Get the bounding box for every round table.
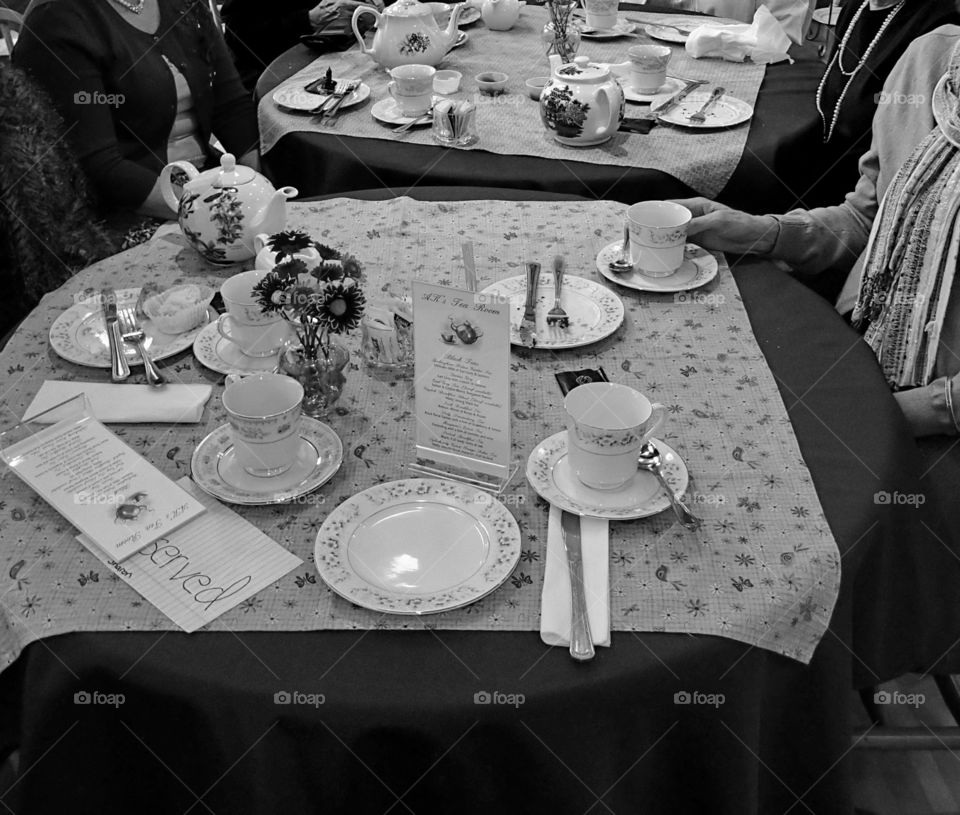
[1,188,958,815]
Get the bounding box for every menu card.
[412,281,512,482]
[78,479,302,632]
[1,413,204,561]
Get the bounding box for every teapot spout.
[445,2,466,44]
[250,186,298,237]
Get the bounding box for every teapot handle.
[158,161,201,216]
[351,5,381,55]
[593,86,615,139]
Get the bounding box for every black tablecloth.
[255,10,827,214]
[3,188,959,815]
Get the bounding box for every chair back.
[0,9,22,58]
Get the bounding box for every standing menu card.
[1,410,204,562]
[411,281,513,487]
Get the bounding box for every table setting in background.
[258,0,772,199]
[0,191,843,669]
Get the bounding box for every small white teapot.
[480,0,524,30]
[352,0,465,70]
[159,154,297,264]
[253,233,322,270]
[539,55,625,147]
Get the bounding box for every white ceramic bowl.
[475,71,509,95]
[525,76,550,100]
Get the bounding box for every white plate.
[622,75,684,104]
[812,5,843,25]
[371,96,439,126]
[314,478,521,614]
[480,273,624,349]
[579,18,637,38]
[458,5,481,25]
[192,320,281,376]
[191,417,342,506]
[597,243,719,293]
[642,20,698,42]
[50,288,213,368]
[272,82,370,113]
[448,30,468,50]
[650,88,753,128]
[527,432,689,520]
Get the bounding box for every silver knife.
[651,78,706,116]
[518,261,540,347]
[560,510,595,661]
[101,288,130,382]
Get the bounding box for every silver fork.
[118,306,165,386]
[546,255,569,329]
[319,81,360,123]
[688,86,725,124]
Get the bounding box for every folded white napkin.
[24,381,213,424]
[540,505,611,648]
[685,6,791,64]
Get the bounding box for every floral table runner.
[257,8,766,198]
[0,199,839,668]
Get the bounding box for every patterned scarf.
[852,43,960,388]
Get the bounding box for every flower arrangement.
[544,0,580,61]
[264,229,315,264]
[252,245,365,361]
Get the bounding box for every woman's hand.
[671,197,781,255]
[895,375,960,437]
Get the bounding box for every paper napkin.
[24,381,212,424]
[686,7,791,64]
[540,505,611,648]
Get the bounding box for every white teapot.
[253,233,322,270]
[352,0,466,70]
[539,55,625,147]
[159,154,298,264]
[480,0,524,30]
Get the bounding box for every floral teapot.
[539,55,625,147]
[351,0,466,70]
[159,154,298,264]
[480,0,524,30]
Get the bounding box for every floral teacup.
[222,373,303,477]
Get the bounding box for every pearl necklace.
[815,0,906,143]
[111,0,146,13]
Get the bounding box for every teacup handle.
[217,313,237,345]
[387,81,398,103]
[645,402,666,441]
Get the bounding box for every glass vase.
[542,20,581,63]
[278,340,350,419]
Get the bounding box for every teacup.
[217,270,291,357]
[627,44,671,94]
[565,382,665,490]
[222,373,304,477]
[388,64,435,117]
[583,0,619,30]
[626,201,691,277]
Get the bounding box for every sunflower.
[315,282,366,333]
[251,270,289,313]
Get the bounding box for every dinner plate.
[596,243,719,292]
[526,432,689,520]
[272,82,371,113]
[50,288,214,368]
[578,18,637,38]
[192,321,280,376]
[642,20,699,42]
[650,88,753,128]
[371,97,439,126]
[314,478,522,614]
[622,75,684,104]
[191,417,343,506]
[480,273,624,349]
[811,4,843,25]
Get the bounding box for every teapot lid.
[555,56,610,81]
[212,153,256,188]
[384,0,432,17]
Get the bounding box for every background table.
[255,7,828,214]
[1,189,958,815]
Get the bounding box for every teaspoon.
[608,223,634,274]
[637,442,701,530]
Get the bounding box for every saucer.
[596,243,719,292]
[371,97,439,126]
[192,321,280,376]
[623,75,684,104]
[578,18,637,38]
[650,88,753,129]
[191,417,343,506]
[273,82,370,113]
[526,432,689,520]
[447,30,468,50]
[458,5,481,25]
